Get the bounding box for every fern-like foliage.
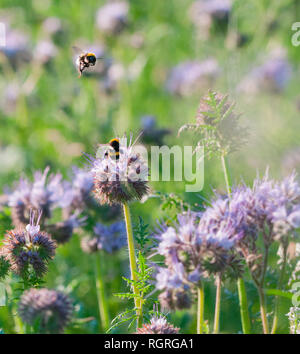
[134,216,150,253]
[108,217,157,333]
[0,207,12,239]
[0,255,10,281]
[178,90,248,159]
[155,192,201,224]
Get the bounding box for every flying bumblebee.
[72,46,101,77]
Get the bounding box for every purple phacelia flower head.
[188,0,232,40]
[87,134,149,205]
[239,52,292,94]
[157,227,178,257]
[155,210,243,310]
[137,316,179,334]
[96,1,129,35]
[158,287,192,311]
[1,26,31,65]
[166,59,219,97]
[33,40,58,64]
[220,171,300,280]
[8,167,65,227]
[198,193,245,246]
[94,221,127,253]
[2,211,56,278]
[156,264,185,291]
[61,167,94,213]
[248,171,300,237]
[81,221,126,254]
[18,288,73,333]
[205,221,236,250]
[41,17,64,38]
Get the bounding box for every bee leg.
[78,63,85,78]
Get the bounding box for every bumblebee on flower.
[87,134,149,205]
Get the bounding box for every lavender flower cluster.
[155,211,243,310]
[96,1,129,35]
[81,221,126,254]
[5,167,92,244]
[200,172,300,282]
[238,51,292,94]
[166,59,219,97]
[8,167,65,226]
[188,0,232,39]
[155,171,300,310]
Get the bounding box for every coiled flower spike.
[2,210,56,278]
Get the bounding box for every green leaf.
[264,288,293,299]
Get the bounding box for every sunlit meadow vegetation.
[0,0,300,334]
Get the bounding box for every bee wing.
[96,143,111,158]
[97,143,110,148]
[72,46,84,55]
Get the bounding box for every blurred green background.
[0,0,299,333]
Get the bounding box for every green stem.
[94,252,110,332]
[237,278,251,334]
[258,287,269,334]
[271,243,288,334]
[14,315,26,334]
[123,202,143,329]
[197,282,205,334]
[220,154,252,334]
[14,278,29,333]
[220,154,232,198]
[213,275,222,334]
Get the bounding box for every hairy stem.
[94,253,110,332]
[220,154,232,198]
[237,278,251,334]
[123,202,143,329]
[258,286,269,334]
[197,282,205,334]
[14,315,26,334]
[213,275,222,334]
[261,240,269,285]
[220,154,252,334]
[271,243,288,334]
[255,242,270,334]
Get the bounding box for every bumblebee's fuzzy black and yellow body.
[77,52,97,77]
[104,138,120,160]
